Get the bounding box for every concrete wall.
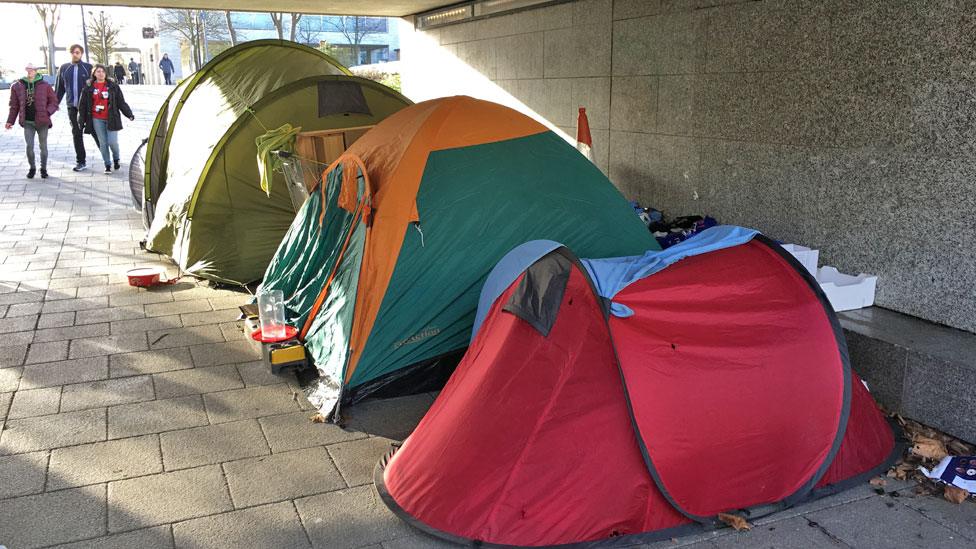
[400,0,976,334]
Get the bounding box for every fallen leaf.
[718,513,751,531]
[911,437,949,461]
[309,413,326,423]
[869,477,887,487]
[944,485,969,504]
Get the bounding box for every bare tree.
[268,12,284,39]
[324,16,384,64]
[296,19,317,47]
[86,11,121,65]
[34,4,60,74]
[268,12,303,41]
[224,10,238,46]
[158,9,227,71]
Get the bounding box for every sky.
[0,2,159,78]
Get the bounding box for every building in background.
[230,13,399,67]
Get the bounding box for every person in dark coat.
[159,53,174,85]
[78,65,134,174]
[128,58,139,84]
[113,61,126,84]
[55,44,93,171]
[6,63,58,179]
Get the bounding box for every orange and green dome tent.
[260,96,659,416]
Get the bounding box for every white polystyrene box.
[780,243,819,276]
[817,266,877,312]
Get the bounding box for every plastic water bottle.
[258,290,286,340]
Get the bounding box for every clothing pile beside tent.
[133,40,411,285]
[375,227,901,547]
[259,95,658,416]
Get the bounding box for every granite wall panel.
[401,0,975,332]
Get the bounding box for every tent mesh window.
[318,81,372,117]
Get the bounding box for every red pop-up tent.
[375,227,901,547]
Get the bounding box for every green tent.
[259,96,659,416]
[139,40,411,285]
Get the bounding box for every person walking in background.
[113,61,126,84]
[128,58,139,85]
[55,44,93,171]
[5,63,58,179]
[159,53,174,85]
[79,64,134,174]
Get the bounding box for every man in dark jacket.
[6,63,58,179]
[159,53,175,85]
[55,44,93,171]
[128,58,139,85]
[113,61,126,84]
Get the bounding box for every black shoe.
[104,165,112,174]
[72,162,86,172]
[113,159,120,171]
[40,168,48,179]
[27,168,36,179]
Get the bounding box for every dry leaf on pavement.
[869,477,887,487]
[944,485,969,504]
[718,513,751,531]
[912,437,949,461]
[309,413,326,423]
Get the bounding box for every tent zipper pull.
[413,222,425,248]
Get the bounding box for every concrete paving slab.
[0,343,28,367]
[160,419,269,471]
[68,331,148,359]
[109,347,193,377]
[33,323,110,343]
[153,364,243,399]
[0,450,48,499]
[297,485,413,548]
[900,496,976,542]
[0,484,107,548]
[108,395,208,439]
[0,365,22,391]
[75,305,145,325]
[19,356,109,389]
[7,386,61,418]
[145,299,213,318]
[148,325,224,350]
[189,340,260,367]
[328,437,397,488]
[224,446,346,508]
[47,526,175,549]
[48,434,162,490]
[237,360,299,387]
[24,339,70,364]
[60,375,155,411]
[0,408,106,455]
[181,307,241,327]
[804,495,971,548]
[110,315,182,335]
[342,394,435,441]
[709,516,842,548]
[381,534,458,548]
[172,501,311,549]
[0,390,10,421]
[107,465,234,532]
[259,411,367,454]
[202,383,302,424]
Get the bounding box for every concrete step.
[841,307,976,444]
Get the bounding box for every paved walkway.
[0,86,973,549]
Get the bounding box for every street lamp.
[80,5,90,63]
